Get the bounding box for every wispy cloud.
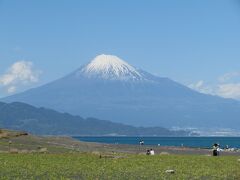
[189,71,240,100]
[218,72,240,83]
[0,61,41,94]
[217,83,240,99]
[188,80,215,95]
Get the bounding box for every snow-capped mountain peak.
[79,54,144,81]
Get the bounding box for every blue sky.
[0,0,240,98]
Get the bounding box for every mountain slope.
[0,101,189,136]
[2,54,240,129]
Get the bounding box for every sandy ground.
[45,136,240,156]
[1,130,240,156]
[70,141,240,156]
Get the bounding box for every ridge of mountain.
[0,101,189,136]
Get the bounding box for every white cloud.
[189,74,240,100]
[218,72,240,83]
[188,80,215,95]
[0,61,41,94]
[188,80,240,100]
[216,83,240,99]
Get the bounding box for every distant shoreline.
[73,136,240,150]
[1,129,240,156]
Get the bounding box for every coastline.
[1,129,240,156]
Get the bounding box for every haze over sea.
[74,136,240,149]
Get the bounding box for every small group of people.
[138,139,155,155]
[213,143,221,156]
[146,149,155,155]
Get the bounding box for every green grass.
[0,153,240,179]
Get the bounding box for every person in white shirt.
[217,147,220,156]
[150,149,155,155]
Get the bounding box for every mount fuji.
[2,54,240,130]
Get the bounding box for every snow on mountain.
[78,54,145,81]
[2,54,240,130]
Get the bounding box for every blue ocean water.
[73,136,240,148]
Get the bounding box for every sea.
[73,136,240,149]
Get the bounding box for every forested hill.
[0,102,190,136]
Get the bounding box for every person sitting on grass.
[150,149,155,155]
[217,145,221,156]
[213,143,219,156]
[146,149,150,155]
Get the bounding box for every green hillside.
[0,102,190,136]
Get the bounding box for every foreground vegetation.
[0,153,240,179]
[1,129,240,179]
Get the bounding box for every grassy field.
[0,153,240,179]
[1,129,240,179]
